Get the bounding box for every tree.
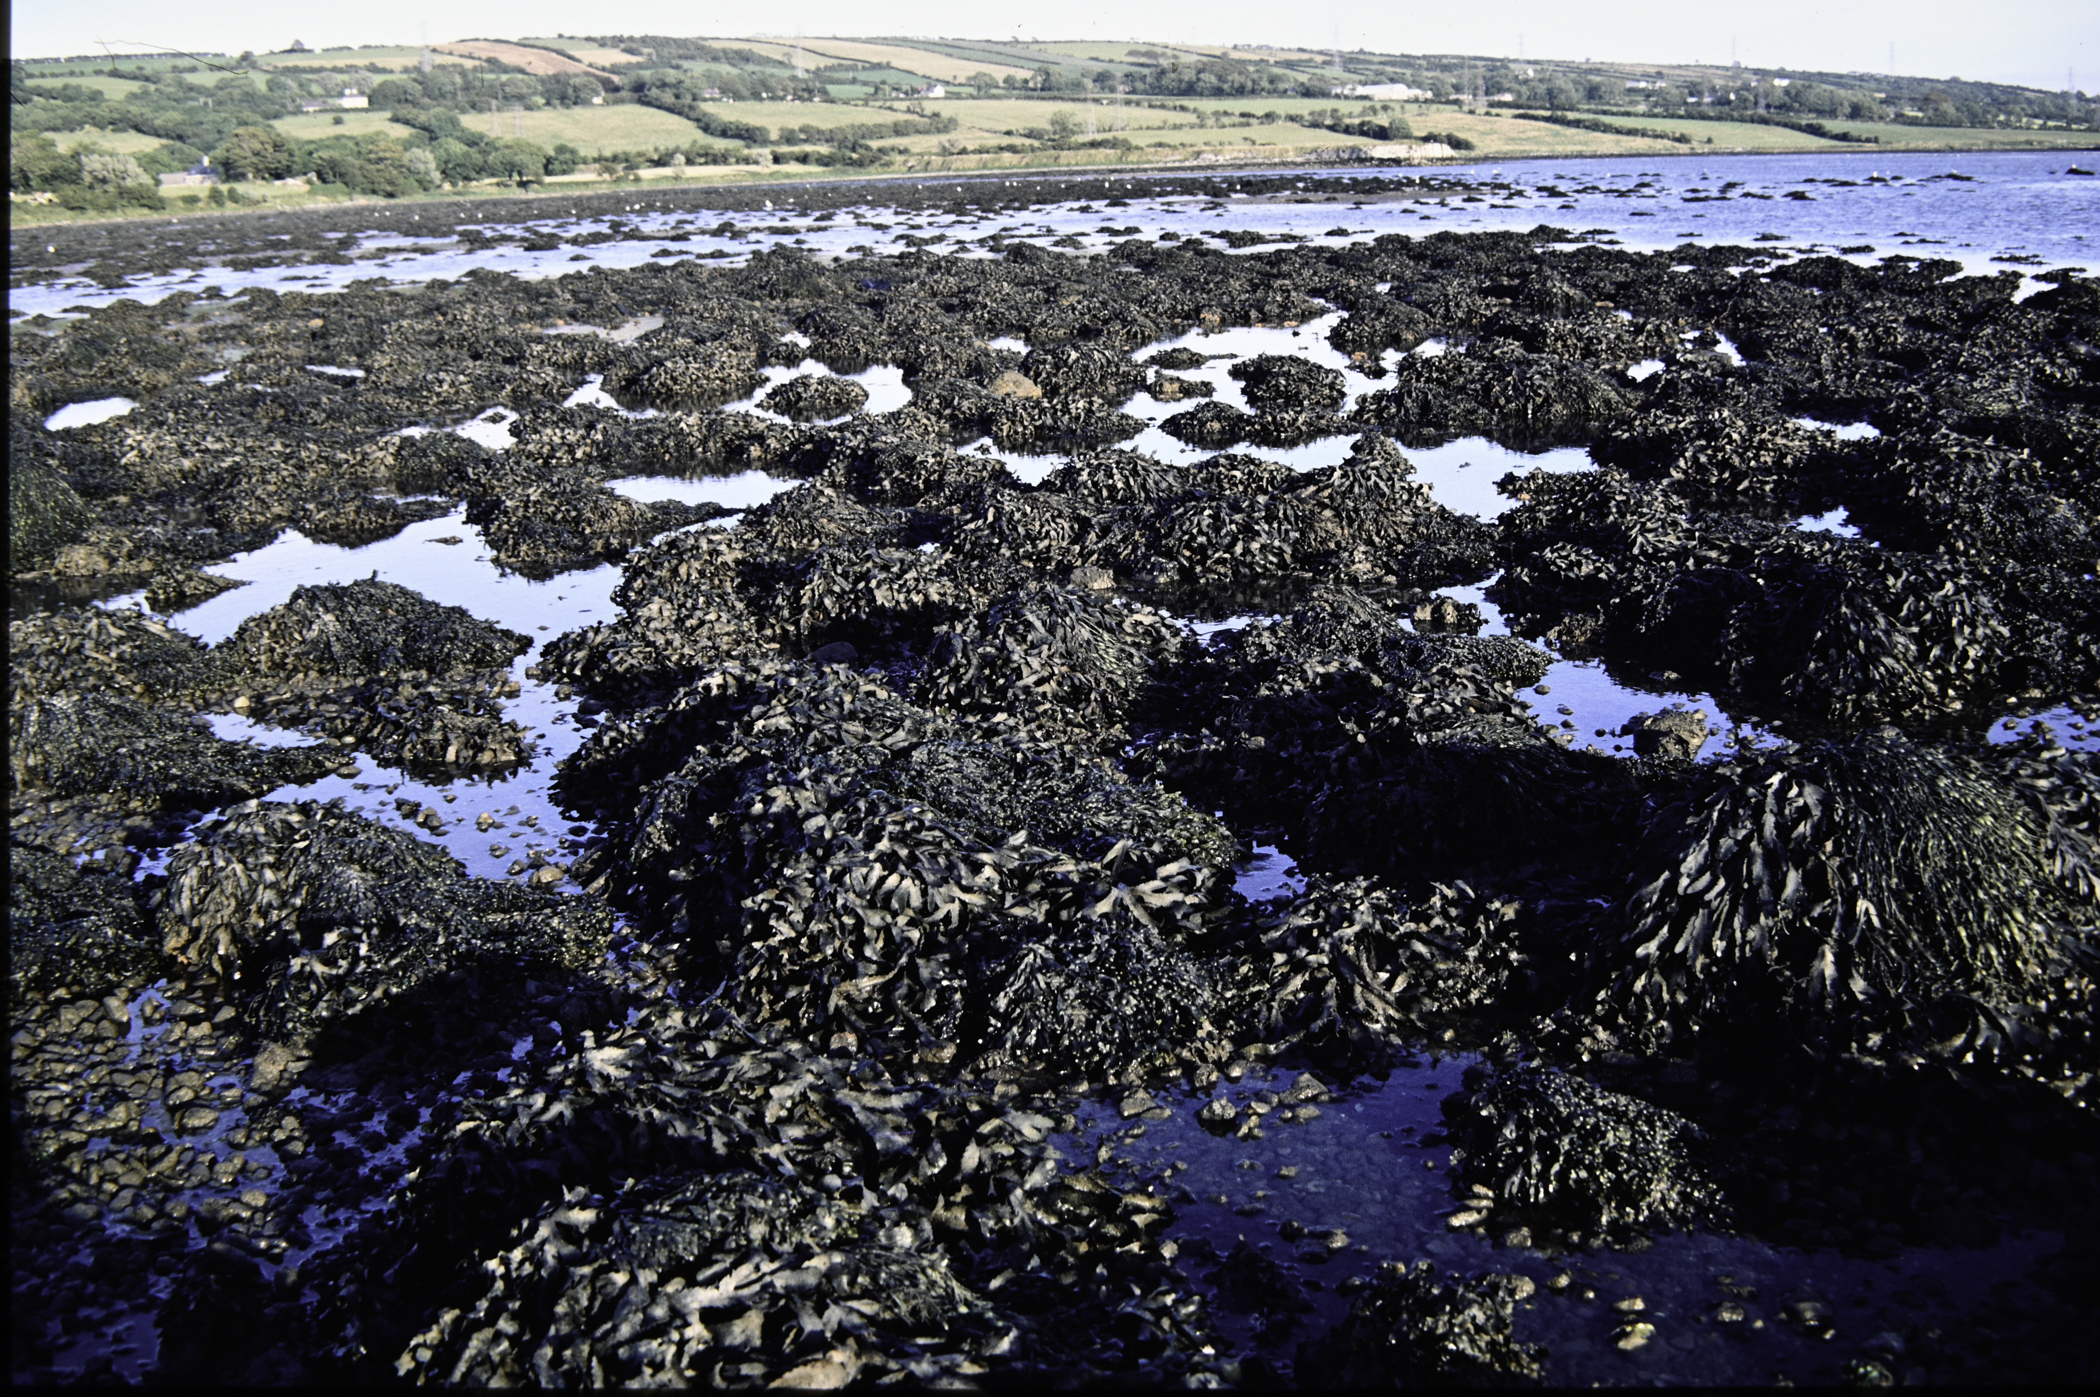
[356,133,421,196]
[78,150,153,190]
[431,137,482,183]
[483,137,547,182]
[405,146,440,188]
[10,132,83,191]
[214,124,294,180]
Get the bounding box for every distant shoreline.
[13,136,2098,236]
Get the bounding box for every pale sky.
[12,0,2096,92]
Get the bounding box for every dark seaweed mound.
[159,800,612,1040]
[1300,1261,1546,1387]
[1443,1066,1729,1244]
[1610,734,2095,1058]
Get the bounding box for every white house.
[300,88,369,112]
[915,82,947,99]
[159,156,218,188]
[1331,82,1432,102]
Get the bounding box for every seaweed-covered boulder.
[10,453,94,569]
[463,468,721,578]
[1442,1067,1729,1244]
[975,912,1239,1081]
[1160,399,1255,449]
[9,606,216,704]
[1327,298,1433,357]
[1246,879,1526,1067]
[1019,343,1146,403]
[10,691,339,809]
[234,675,534,776]
[1147,373,1213,402]
[1842,429,2095,569]
[602,340,766,411]
[158,800,613,1039]
[1614,734,2091,1054]
[10,845,166,999]
[1298,1261,1545,1387]
[918,583,1185,727]
[1229,354,1348,414]
[386,428,490,495]
[556,659,1240,1072]
[760,372,869,422]
[398,1172,1016,1387]
[1589,408,1850,504]
[217,578,529,682]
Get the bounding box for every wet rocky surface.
[9,167,2100,1386]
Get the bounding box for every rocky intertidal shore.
[10,193,2100,1386]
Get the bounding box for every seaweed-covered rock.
[1590,407,1851,505]
[918,582,1185,727]
[9,845,166,999]
[463,468,721,578]
[1020,342,1147,403]
[158,800,613,1039]
[1229,353,1348,414]
[9,607,216,704]
[234,674,534,775]
[1160,399,1255,449]
[1442,1067,1728,1243]
[1843,428,2095,569]
[10,691,339,809]
[1299,1261,1545,1387]
[9,453,94,569]
[760,372,869,422]
[398,1172,1015,1387]
[217,578,529,682]
[1614,734,2090,1054]
[1247,879,1526,1067]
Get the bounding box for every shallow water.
[1070,1056,2062,1386]
[44,396,137,429]
[105,511,620,886]
[11,152,2090,321]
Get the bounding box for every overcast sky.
[14,1,2096,91]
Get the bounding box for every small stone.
[1547,1271,1573,1292]
[531,864,566,887]
[1615,1321,1656,1351]
[987,370,1042,399]
[1715,1301,1747,1323]
[1117,1089,1157,1119]
[1614,1296,1646,1313]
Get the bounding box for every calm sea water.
[9,149,2094,318]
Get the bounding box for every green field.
[268,111,429,142]
[871,97,1197,133]
[253,47,480,71]
[22,73,152,98]
[1815,119,2100,149]
[46,127,171,156]
[442,104,712,151]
